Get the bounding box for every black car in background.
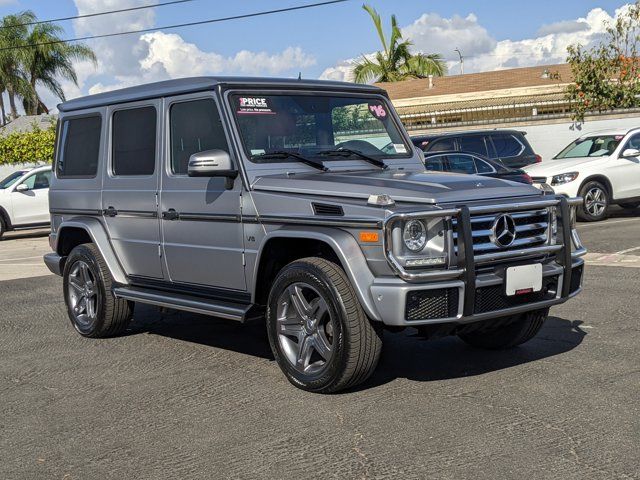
[412,129,541,168]
[423,151,533,185]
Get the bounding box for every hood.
[252,169,542,204]
[524,156,604,176]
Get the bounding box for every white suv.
[525,128,640,221]
[0,165,52,239]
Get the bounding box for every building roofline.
[58,76,385,112]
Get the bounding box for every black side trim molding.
[128,275,251,304]
[50,208,102,216]
[247,215,382,229]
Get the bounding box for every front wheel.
[458,309,548,350]
[266,257,382,393]
[0,215,5,240]
[578,181,609,222]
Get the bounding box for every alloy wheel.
[67,260,99,327]
[584,187,607,217]
[276,283,335,375]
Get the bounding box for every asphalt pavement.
[0,212,638,479]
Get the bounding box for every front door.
[10,169,51,225]
[160,94,246,291]
[101,100,164,279]
[611,133,640,199]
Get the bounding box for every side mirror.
[187,149,238,188]
[621,148,640,158]
[15,183,29,192]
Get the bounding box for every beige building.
[376,63,575,132]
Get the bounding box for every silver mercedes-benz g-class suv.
[44,77,586,393]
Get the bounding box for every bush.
[0,121,56,165]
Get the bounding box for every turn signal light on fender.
[359,231,380,243]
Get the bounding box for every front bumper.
[371,257,584,326]
[371,196,586,326]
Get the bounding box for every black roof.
[58,76,384,112]
[411,129,527,141]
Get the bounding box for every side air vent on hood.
[312,203,344,216]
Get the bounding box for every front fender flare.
[56,217,128,285]
[252,227,380,321]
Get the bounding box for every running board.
[112,286,252,322]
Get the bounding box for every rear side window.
[425,156,446,171]
[459,135,488,156]
[112,106,157,176]
[474,159,494,173]
[447,154,476,174]
[427,137,455,152]
[57,116,101,178]
[170,98,230,175]
[491,134,524,158]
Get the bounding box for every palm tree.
[0,10,96,119]
[22,22,96,115]
[353,5,446,84]
[0,11,35,120]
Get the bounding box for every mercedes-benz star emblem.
[490,214,517,248]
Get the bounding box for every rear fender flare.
[56,217,128,285]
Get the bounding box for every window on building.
[112,106,157,176]
[170,99,229,175]
[57,116,102,178]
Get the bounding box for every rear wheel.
[578,181,609,222]
[458,309,548,350]
[63,243,133,338]
[266,257,382,393]
[619,201,640,210]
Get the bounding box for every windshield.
[0,170,27,189]
[555,135,622,159]
[231,93,411,165]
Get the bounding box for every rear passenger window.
[492,134,524,158]
[427,138,455,152]
[447,154,476,174]
[170,98,229,175]
[425,156,446,171]
[112,106,157,176]
[57,116,101,178]
[474,159,494,174]
[458,136,488,156]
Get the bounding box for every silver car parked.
[44,77,586,393]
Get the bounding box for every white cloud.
[320,5,628,81]
[89,32,316,94]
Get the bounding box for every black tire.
[459,309,548,350]
[619,201,640,210]
[63,243,133,338]
[577,180,609,222]
[0,215,5,240]
[266,257,383,393]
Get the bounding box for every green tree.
[567,2,640,122]
[0,10,96,120]
[353,4,446,84]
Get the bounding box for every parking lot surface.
[0,212,638,479]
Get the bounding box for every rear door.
[610,132,640,199]
[10,169,51,225]
[101,100,164,279]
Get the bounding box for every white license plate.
[505,264,542,296]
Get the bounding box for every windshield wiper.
[317,148,387,169]
[254,151,328,172]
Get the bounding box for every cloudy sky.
[0,0,630,111]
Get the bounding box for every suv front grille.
[531,176,547,184]
[452,208,550,258]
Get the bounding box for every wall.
[521,114,640,161]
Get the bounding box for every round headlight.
[403,219,427,252]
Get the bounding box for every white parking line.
[578,218,639,228]
[615,246,640,254]
[583,252,640,268]
[0,255,44,262]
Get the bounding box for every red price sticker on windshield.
[368,103,387,119]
